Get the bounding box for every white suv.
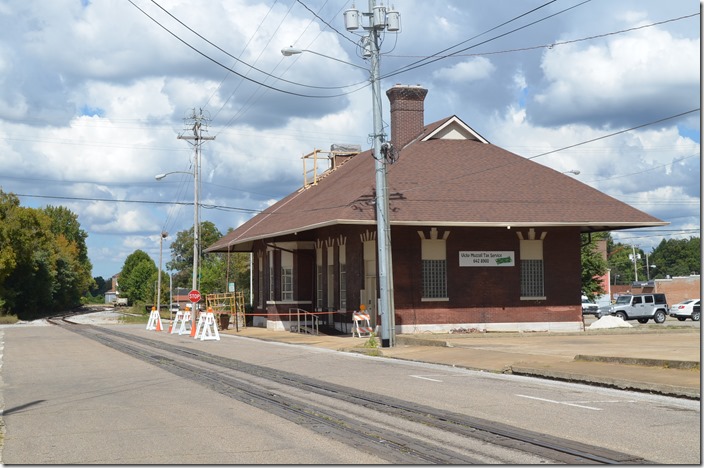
[600,293,669,324]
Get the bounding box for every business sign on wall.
[459,251,515,267]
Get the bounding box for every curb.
[395,336,451,347]
[574,354,700,370]
[509,366,700,400]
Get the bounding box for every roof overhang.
[205,219,668,253]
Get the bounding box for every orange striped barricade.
[146,307,163,332]
[352,311,372,337]
[195,308,220,341]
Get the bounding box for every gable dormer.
[422,115,489,144]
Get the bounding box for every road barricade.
[352,311,373,337]
[194,307,220,341]
[146,307,162,332]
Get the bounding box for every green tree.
[581,233,608,300]
[43,205,94,306]
[649,237,700,278]
[0,204,57,319]
[119,250,156,303]
[166,221,223,288]
[0,191,21,290]
[0,190,95,317]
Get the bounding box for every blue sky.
[0,0,699,279]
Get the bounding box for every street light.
[562,169,580,175]
[156,167,199,331]
[282,3,399,347]
[280,47,368,70]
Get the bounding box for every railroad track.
[49,316,651,464]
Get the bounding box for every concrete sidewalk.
[221,325,701,400]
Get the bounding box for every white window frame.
[281,250,293,302]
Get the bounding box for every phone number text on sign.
[459,251,515,267]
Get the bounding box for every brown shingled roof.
[206,116,666,253]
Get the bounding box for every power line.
[527,109,700,159]
[127,0,364,99]
[386,13,699,61]
[13,192,261,214]
[146,0,349,91]
[394,109,700,196]
[382,0,590,80]
[295,0,358,47]
[584,154,699,184]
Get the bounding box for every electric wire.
[386,13,699,60]
[382,0,591,80]
[295,0,358,47]
[146,0,355,92]
[201,0,282,113]
[378,0,557,76]
[392,109,700,196]
[127,0,363,98]
[12,192,260,214]
[8,112,699,219]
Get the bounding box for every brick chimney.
[386,84,428,150]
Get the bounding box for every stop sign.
[188,289,201,303]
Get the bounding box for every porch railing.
[288,308,319,335]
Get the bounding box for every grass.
[0,315,18,325]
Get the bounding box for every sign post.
[188,289,201,337]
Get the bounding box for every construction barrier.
[352,310,373,337]
[171,310,191,334]
[146,307,163,332]
[194,307,220,341]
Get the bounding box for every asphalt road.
[0,320,699,464]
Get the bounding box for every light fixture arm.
[280,47,368,71]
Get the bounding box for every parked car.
[598,293,668,324]
[668,299,700,321]
[581,296,599,315]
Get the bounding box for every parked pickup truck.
[113,298,128,307]
[598,293,668,323]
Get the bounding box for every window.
[327,246,334,309]
[257,255,264,308]
[281,250,293,302]
[520,259,544,297]
[420,230,448,300]
[339,244,347,310]
[268,250,274,301]
[422,259,447,298]
[316,247,323,310]
[520,238,545,299]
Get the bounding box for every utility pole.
[177,109,214,328]
[629,245,641,283]
[344,1,400,347]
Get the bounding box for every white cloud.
[532,24,699,126]
[432,57,496,83]
[0,0,697,277]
